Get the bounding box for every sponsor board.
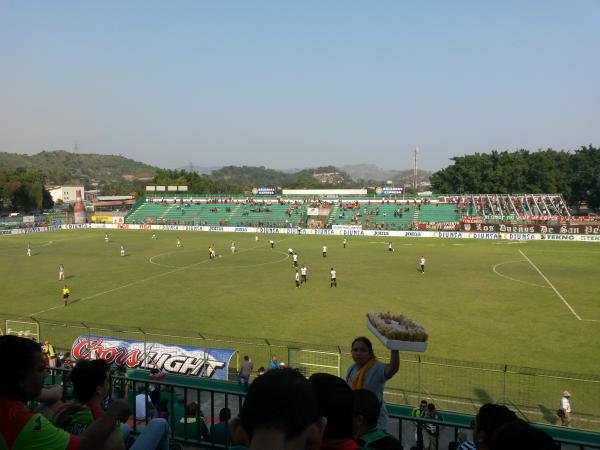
[307,208,320,216]
[314,229,335,235]
[503,233,538,240]
[259,227,280,233]
[540,234,576,241]
[139,224,152,230]
[462,222,600,235]
[92,215,113,223]
[234,227,248,232]
[373,231,390,236]
[438,231,464,239]
[71,335,235,380]
[403,231,422,237]
[209,226,224,232]
[118,223,129,230]
[472,233,500,239]
[331,225,362,231]
[161,225,180,231]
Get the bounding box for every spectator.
[176,402,209,441]
[0,335,129,450]
[423,403,442,450]
[135,386,150,421]
[345,337,399,429]
[232,368,326,450]
[490,420,558,450]
[411,399,428,449]
[210,407,232,446]
[269,354,278,370]
[308,373,357,450]
[352,389,402,449]
[239,355,253,389]
[43,340,57,367]
[472,403,518,450]
[66,359,170,449]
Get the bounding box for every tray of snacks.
[366,312,428,352]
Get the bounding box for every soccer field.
[1,228,599,374]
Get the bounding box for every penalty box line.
[518,249,582,321]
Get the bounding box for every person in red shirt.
[0,335,128,450]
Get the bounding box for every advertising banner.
[92,216,113,223]
[71,335,236,380]
[23,216,35,223]
[307,208,320,216]
[376,186,404,196]
[461,222,600,235]
[253,187,276,195]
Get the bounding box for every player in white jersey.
[231,241,236,253]
[58,264,65,281]
[177,237,182,248]
[322,245,327,257]
[330,267,337,287]
[120,244,125,257]
[105,233,109,243]
[27,242,32,257]
[300,265,307,283]
[420,256,426,273]
[388,242,393,252]
[295,271,300,288]
[292,253,298,267]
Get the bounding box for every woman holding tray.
[345,336,399,429]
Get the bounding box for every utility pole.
[413,147,418,191]
[73,140,79,153]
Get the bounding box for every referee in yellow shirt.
[62,284,70,306]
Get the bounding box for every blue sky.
[0,0,598,171]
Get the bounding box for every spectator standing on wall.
[268,355,278,370]
[411,399,428,449]
[423,403,442,450]
[43,340,57,367]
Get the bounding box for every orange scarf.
[351,358,377,390]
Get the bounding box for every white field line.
[518,249,582,321]
[26,238,293,318]
[492,260,548,288]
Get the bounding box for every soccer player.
[388,242,393,252]
[177,237,182,248]
[255,234,259,242]
[120,244,125,257]
[343,238,347,248]
[269,239,275,249]
[208,246,213,259]
[295,271,300,288]
[231,241,236,253]
[104,232,109,243]
[300,265,307,283]
[322,244,327,257]
[330,267,337,287]
[62,284,70,306]
[58,264,65,281]
[288,248,294,255]
[152,232,157,240]
[292,252,298,267]
[27,242,32,257]
[420,256,426,274]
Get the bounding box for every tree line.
[429,146,600,209]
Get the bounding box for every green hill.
[0,151,158,186]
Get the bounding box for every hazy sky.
[1,1,598,171]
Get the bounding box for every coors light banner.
[71,335,236,380]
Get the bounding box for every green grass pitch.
[1,228,598,376]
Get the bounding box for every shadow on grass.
[473,388,494,405]
[538,404,559,425]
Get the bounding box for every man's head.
[236,368,325,450]
[474,404,518,450]
[309,373,353,442]
[219,407,232,422]
[351,389,380,437]
[419,399,428,411]
[0,335,46,401]
[490,419,558,450]
[244,355,250,361]
[71,359,111,403]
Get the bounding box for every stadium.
[2,187,599,448]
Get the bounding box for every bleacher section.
[416,204,461,223]
[124,193,574,230]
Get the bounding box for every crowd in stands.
[0,334,569,450]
